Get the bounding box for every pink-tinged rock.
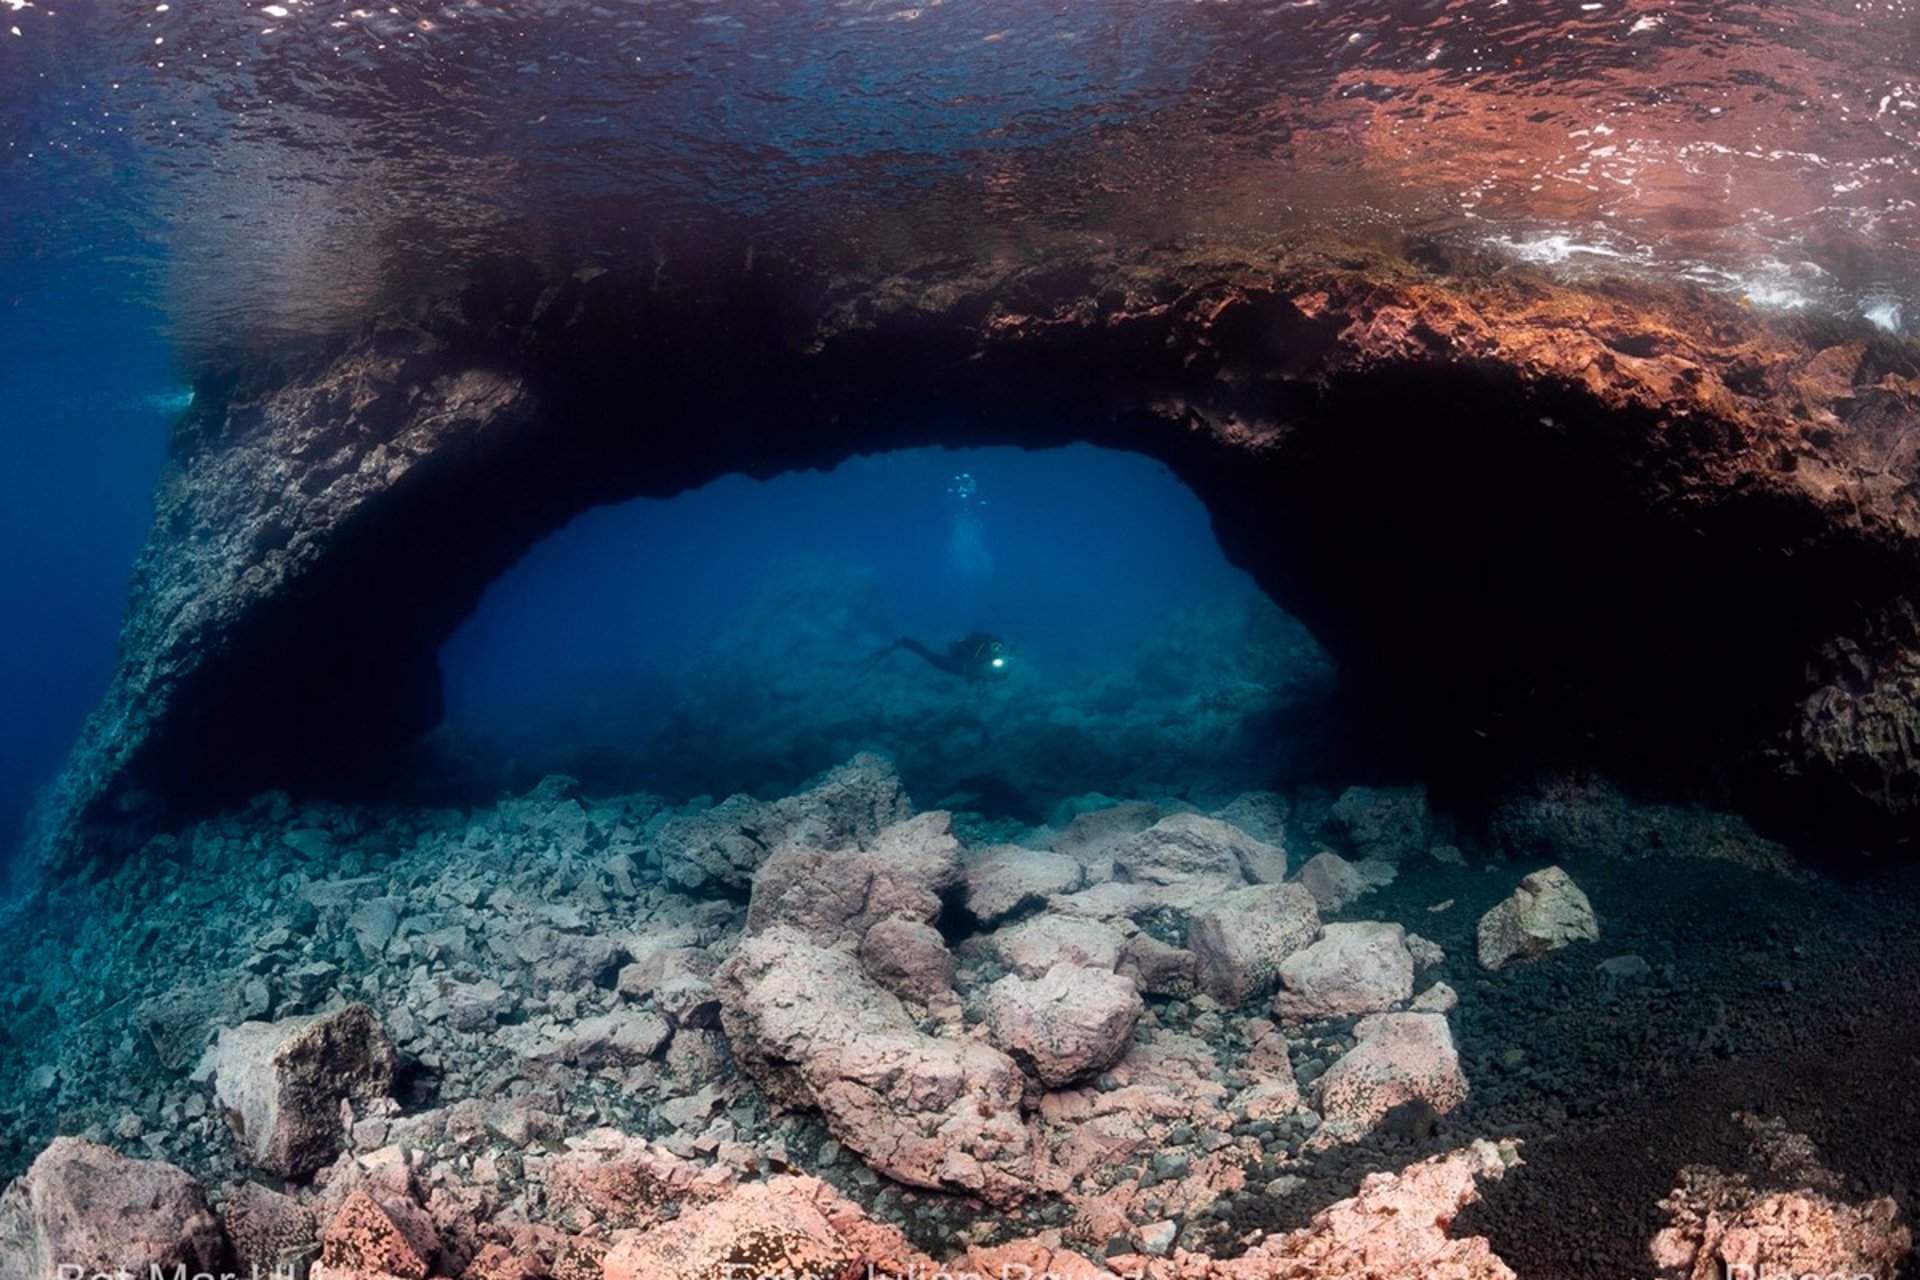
[955,1237,1121,1280]
[1411,981,1460,1013]
[1226,1140,1518,1279]
[992,913,1127,978]
[652,972,722,1028]
[1651,1161,1910,1280]
[0,1139,225,1277]
[1233,1074,1303,1122]
[209,1003,398,1178]
[746,811,961,946]
[543,1128,727,1233]
[1477,865,1599,971]
[1118,932,1198,998]
[859,917,956,1003]
[602,1175,934,1280]
[1186,882,1321,1006]
[717,927,1034,1205]
[965,846,1085,925]
[1111,813,1285,904]
[1244,1021,1295,1076]
[222,1181,317,1275]
[1294,849,1371,911]
[1317,1011,1468,1143]
[1033,1030,1231,1193]
[463,1242,547,1280]
[1273,922,1415,1021]
[318,1189,433,1280]
[1328,784,1432,861]
[984,962,1145,1087]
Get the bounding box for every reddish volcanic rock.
[1223,1140,1519,1279]
[0,1139,225,1277]
[984,962,1145,1087]
[318,1190,433,1280]
[1273,921,1416,1021]
[964,845,1086,925]
[717,927,1035,1204]
[1317,1011,1468,1144]
[745,811,961,946]
[858,917,956,1005]
[602,1175,935,1280]
[542,1128,730,1233]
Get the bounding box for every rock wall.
[34,242,1920,875]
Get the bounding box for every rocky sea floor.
[0,757,1915,1278]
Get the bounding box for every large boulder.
[859,918,957,1004]
[1047,800,1164,860]
[1477,866,1600,971]
[0,1139,225,1276]
[1317,1011,1468,1143]
[1118,933,1199,998]
[207,1003,398,1178]
[658,753,913,895]
[991,913,1128,979]
[717,928,1034,1205]
[963,846,1085,925]
[1112,814,1287,905]
[1186,883,1321,1005]
[745,811,960,946]
[983,962,1145,1088]
[1293,849,1397,912]
[1230,1140,1518,1279]
[542,1129,723,1233]
[1328,785,1432,861]
[1273,922,1415,1021]
[317,1189,435,1280]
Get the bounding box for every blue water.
[440,444,1262,787]
[0,274,171,873]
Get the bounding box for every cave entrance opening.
[431,443,1338,828]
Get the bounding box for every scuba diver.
[869,631,1012,684]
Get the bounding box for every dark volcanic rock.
[34,245,1920,875]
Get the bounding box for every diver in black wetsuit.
[870,631,1012,683]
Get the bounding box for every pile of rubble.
[0,758,1895,1276]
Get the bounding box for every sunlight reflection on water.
[1,0,1914,350]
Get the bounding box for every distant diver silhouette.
[870,632,1012,683]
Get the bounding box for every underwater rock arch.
[36,243,1920,875]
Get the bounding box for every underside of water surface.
[3,4,1920,1278]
